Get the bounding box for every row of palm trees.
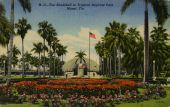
[0,40,67,77]
[0,0,32,80]
[15,18,31,77]
[0,0,170,81]
[95,20,169,79]
[0,0,67,77]
[121,0,169,81]
[31,38,67,77]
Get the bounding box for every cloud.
[0,30,42,56]
[137,22,157,38]
[59,27,103,63]
[0,28,102,64]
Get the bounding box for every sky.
[0,0,170,63]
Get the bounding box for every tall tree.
[31,42,44,76]
[23,51,32,72]
[105,20,127,75]
[0,54,7,75]
[38,21,51,77]
[59,45,67,62]
[57,44,67,75]
[123,28,143,77]
[150,26,169,76]
[121,0,169,82]
[95,41,105,75]
[15,17,31,77]
[46,25,57,78]
[8,0,31,79]
[0,2,5,16]
[0,19,12,50]
[75,50,87,64]
[52,37,60,77]
[30,56,39,75]
[0,2,13,77]
[12,45,21,69]
[0,2,12,47]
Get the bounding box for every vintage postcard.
[0,0,170,107]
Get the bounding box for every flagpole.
[89,33,90,78]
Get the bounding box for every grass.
[0,102,42,107]
[0,75,62,80]
[0,75,38,79]
[117,86,170,107]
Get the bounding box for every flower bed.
[13,79,137,95]
[47,79,109,85]
[0,79,167,106]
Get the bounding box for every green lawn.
[0,75,62,80]
[0,103,42,107]
[117,86,170,107]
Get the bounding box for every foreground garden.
[0,78,168,107]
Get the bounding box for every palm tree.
[0,3,13,76]
[74,50,87,76]
[150,26,169,76]
[52,37,60,77]
[95,41,105,75]
[46,26,57,78]
[75,50,87,64]
[30,56,39,75]
[12,45,21,70]
[23,51,32,72]
[0,54,7,75]
[31,42,44,76]
[0,2,9,30]
[57,44,67,75]
[0,20,12,50]
[46,26,57,50]
[121,0,169,82]
[123,28,143,77]
[98,37,110,76]
[0,2,4,15]
[8,0,31,78]
[15,17,31,77]
[57,44,67,61]
[59,45,67,62]
[0,2,12,47]
[105,20,127,75]
[38,21,51,77]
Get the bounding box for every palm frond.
[18,0,31,13]
[121,0,136,14]
[150,0,169,26]
[0,2,5,15]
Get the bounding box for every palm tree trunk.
[103,58,105,75]
[43,39,46,77]
[49,46,51,78]
[99,56,102,73]
[22,38,25,78]
[143,0,149,82]
[7,45,9,56]
[61,55,64,62]
[6,44,9,76]
[118,44,121,75]
[38,53,41,77]
[57,56,60,75]
[114,47,117,75]
[110,56,112,76]
[7,0,14,80]
[102,58,104,75]
[107,57,109,76]
[53,52,56,77]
